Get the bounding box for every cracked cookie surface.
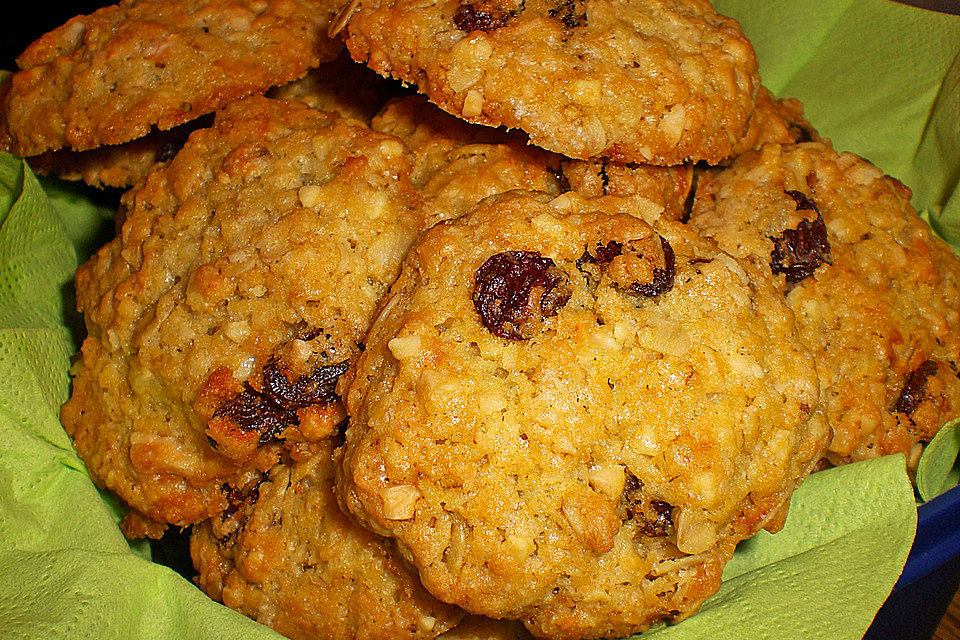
[60,96,426,535]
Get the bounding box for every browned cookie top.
[343,0,760,164]
[1,0,343,157]
[337,191,826,639]
[690,141,960,469]
[60,96,427,534]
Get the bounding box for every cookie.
[60,96,427,535]
[1,0,343,158]
[336,191,826,639]
[371,95,565,223]
[342,0,760,164]
[689,141,960,468]
[191,440,466,640]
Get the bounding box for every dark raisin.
[473,250,571,340]
[577,236,674,298]
[629,236,675,298]
[214,359,349,445]
[213,385,298,445]
[548,0,587,27]
[262,359,349,412]
[894,360,939,415]
[220,472,269,520]
[769,190,831,284]
[453,2,516,32]
[618,472,674,537]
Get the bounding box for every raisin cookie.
[337,191,826,639]
[689,142,960,468]
[60,97,427,535]
[28,52,393,190]
[342,0,760,164]
[1,0,343,158]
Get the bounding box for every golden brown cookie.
[60,96,427,534]
[689,141,960,469]
[342,0,760,164]
[191,440,466,640]
[337,191,826,639]
[1,0,343,158]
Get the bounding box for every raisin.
[263,359,349,412]
[577,236,675,298]
[453,2,516,32]
[473,250,571,340]
[220,472,269,520]
[214,359,350,445]
[894,360,939,415]
[769,190,831,284]
[629,236,675,298]
[213,384,298,445]
[549,0,587,27]
[618,472,674,537]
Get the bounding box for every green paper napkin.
[0,1,958,639]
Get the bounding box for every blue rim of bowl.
[894,483,960,590]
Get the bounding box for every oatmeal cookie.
[0,0,343,158]
[337,191,826,639]
[689,142,960,468]
[342,0,760,164]
[191,440,466,640]
[60,96,427,534]
[372,95,565,223]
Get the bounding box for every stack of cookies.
[3,0,959,638]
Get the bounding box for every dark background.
[1,3,113,70]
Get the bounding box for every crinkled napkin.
[1,0,958,638]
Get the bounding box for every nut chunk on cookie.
[689,141,960,469]
[342,0,760,164]
[337,191,826,639]
[60,96,428,535]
